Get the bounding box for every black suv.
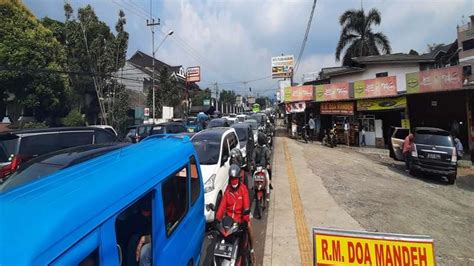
[409,127,457,184]
[125,124,155,143]
[0,127,117,178]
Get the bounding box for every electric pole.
[214,82,219,113]
[146,15,160,121]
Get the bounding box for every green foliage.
[255,97,268,109]
[190,88,211,106]
[62,109,84,126]
[0,0,70,122]
[106,80,129,134]
[219,89,236,105]
[335,8,391,66]
[146,67,183,118]
[22,121,48,129]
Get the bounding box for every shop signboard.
[320,102,354,115]
[203,99,210,106]
[315,82,350,102]
[406,66,463,94]
[186,66,201,82]
[357,96,407,111]
[313,227,435,266]
[285,101,306,114]
[284,85,314,102]
[354,76,397,99]
[272,55,294,78]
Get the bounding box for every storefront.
[284,85,314,136]
[320,101,357,145]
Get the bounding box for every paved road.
[300,141,474,265]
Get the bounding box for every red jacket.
[403,134,414,155]
[216,183,250,223]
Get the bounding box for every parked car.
[207,118,230,128]
[389,127,410,161]
[150,122,187,135]
[0,127,117,179]
[244,119,259,143]
[409,127,458,184]
[231,122,254,169]
[88,125,118,136]
[0,135,205,265]
[125,123,155,143]
[0,143,128,192]
[191,127,240,222]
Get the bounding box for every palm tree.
[335,8,391,66]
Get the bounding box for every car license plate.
[188,128,194,132]
[214,243,233,258]
[427,153,441,159]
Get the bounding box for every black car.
[150,122,188,135]
[125,124,155,143]
[207,118,230,128]
[231,122,255,169]
[409,127,457,184]
[0,127,117,178]
[0,143,127,193]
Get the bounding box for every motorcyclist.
[252,132,272,195]
[216,164,255,263]
[229,148,246,185]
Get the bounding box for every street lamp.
[151,30,174,122]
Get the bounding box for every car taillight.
[0,155,23,178]
[411,144,418,158]
[451,147,457,163]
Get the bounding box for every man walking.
[308,114,315,143]
[403,132,414,172]
[360,126,366,147]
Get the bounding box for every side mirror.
[206,203,216,211]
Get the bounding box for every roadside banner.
[285,101,306,114]
[186,66,201,82]
[321,102,354,115]
[357,96,407,111]
[284,85,314,102]
[406,66,463,94]
[144,107,150,117]
[401,119,410,129]
[313,228,435,266]
[272,55,294,78]
[354,76,397,99]
[315,82,350,102]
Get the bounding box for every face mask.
[230,178,239,188]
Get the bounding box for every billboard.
[285,101,306,114]
[321,102,354,115]
[313,227,435,266]
[357,96,407,111]
[272,55,294,79]
[406,66,463,94]
[186,66,201,82]
[284,85,314,102]
[247,96,256,104]
[354,76,397,99]
[315,82,350,102]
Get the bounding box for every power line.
[295,0,318,73]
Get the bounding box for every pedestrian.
[360,126,366,147]
[308,114,315,143]
[454,137,464,159]
[344,119,350,146]
[403,133,414,172]
[291,119,297,138]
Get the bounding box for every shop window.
[162,166,189,236]
[115,191,154,266]
[376,72,388,78]
[190,156,201,205]
[78,249,100,266]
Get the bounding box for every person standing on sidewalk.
[308,114,315,143]
[403,133,414,172]
[344,119,350,146]
[360,126,366,147]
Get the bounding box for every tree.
[147,67,182,118]
[427,43,445,53]
[0,0,70,124]
[219,89,236,105]
[190,88,211,106]
[408,49,419,56]
[256,97,269,109]
[335,8,391,66]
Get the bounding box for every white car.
[191,127,240,222]
[88,125,118,136]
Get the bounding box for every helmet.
[229,148,243,167]
[228,164,241,189]
[257,132,266,146]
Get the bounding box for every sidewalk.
[263,136,362,265]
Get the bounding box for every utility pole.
[214,82,219,113]
[147,1,160,122]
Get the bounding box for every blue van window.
[115,191,154,266]
[78,248,99,266]
[190,156,200,206]
[162,166,189,236]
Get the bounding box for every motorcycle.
[206,204,252,266]
[253,166,267,219]
[298,125,309,143]
[322,129,337,148]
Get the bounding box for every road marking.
[283,139,313,265]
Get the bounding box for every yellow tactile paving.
[283,139,313,265]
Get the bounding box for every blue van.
[0,135,205,265]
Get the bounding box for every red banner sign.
[285,85,314,102]
[285,102,306,113]
[406,66,463,94]
[315,82,350,102]
[354,76,397,99]
[321,102,354,115]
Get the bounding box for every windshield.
[208,120,224,128]
[234,127,248,141]
[126,128,136,137]
[414,132,453,147]
[0,163,63,193]
[245,120,259,130]
[192,139,221,165]
[250,114,263,124]
[0,136,19,163]
[237,116,245,122]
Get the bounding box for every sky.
[24,0,473,97]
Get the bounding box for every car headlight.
[204,174,216,193]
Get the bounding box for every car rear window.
[0,136,19,163]
[414,131,453,147]
[233,127,248,141]
[393,128,409,140]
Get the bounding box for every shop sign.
[357,96,407,111]
[406,66,463,94]
[321,102,354,115]
[186,66,201,82]
[284,85,314,102]
[272,55,294,78]
[285,101,306,114]
[354,76,397,99]
[315,82,350,102]
[313,227,435,266]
